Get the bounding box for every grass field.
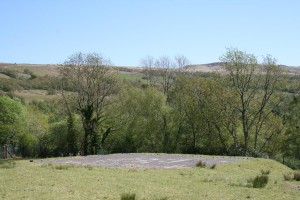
[14,90,60,102]
[0,63,59,77]
[114,73,146,82]
[0,158,299,200]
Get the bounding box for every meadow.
[0,158,299,200]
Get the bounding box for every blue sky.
[0,0,299,66]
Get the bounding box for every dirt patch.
[42,153,251,169]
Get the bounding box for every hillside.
[186,62,300,74]
[1,62,299,76]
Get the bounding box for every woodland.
[0,48,299,169]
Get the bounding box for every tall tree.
[220,48,284,156]
[60,52,117,155]
[140,55,156,86]
[0,96,26,158]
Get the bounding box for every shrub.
[261,169,271,175]
[54,165,70,170]
[252,175,269,188]
[195,161,206,168]
[0,68,18,78]
[47,88,56,95]
[24,68,33,75]
[120,193,136,200]
[283,172,294,181]
[53,164,76,170]
[209,164,217,169]
[294,171,300,181]
[41,163,76,170]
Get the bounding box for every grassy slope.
[0,63,59,76]
[14,90,60,102]
[0,158,299,200]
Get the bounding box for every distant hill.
[186,62,300,74]
[185,62,223,73]
[1,62,300,76]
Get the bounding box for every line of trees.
[1,48,299,167]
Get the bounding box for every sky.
[0,0,299,66]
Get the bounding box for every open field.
[0,156,299,200]
[14,89,60,102]
[0,63,59,76]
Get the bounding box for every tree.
[140,55,156,86]
[141,55,190,104]
[0,95,26,157]
[60,52,117,155]
[220,48,284,156]
[174,54,190,74]
[280,95,300,162]
[170,76,234,154]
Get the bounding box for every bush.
[294,171,300,181]
[209,164,217,169]
[24,68,33,75]
[283,172,294,181]
[252,175,269,188]
[0,68,18,78]
[41,163,76,170]
[47,88,56,95]
[0,79,21,92]
[195,160,206,168]
[121,193,136,200]
[261,169,271,175]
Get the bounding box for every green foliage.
[60,52,117,155]
[252,175,269,188]
[0,78,21,92]
[294,171,300,181]
[47,88,56,95]
[104,85,173,153]
[195,161,206,168]
[18,133,38,157]
[279,96,300,162]
[41,163,77,170]
[0,51,295,159]
[0,95,26,145]
[261,169,271,175]
[220,48,284,156]
[53,164,75,170]
[0,68,18,78]
[209,164,217,169]
[120,193,136,200]
[23,68,33,75]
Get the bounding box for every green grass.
[0,160,16,169]
[0,158,299,200]
[114,73,146,82]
